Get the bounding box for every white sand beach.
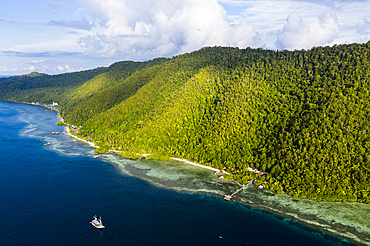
[64,126,97,148]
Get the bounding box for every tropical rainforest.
[1,42,370,204]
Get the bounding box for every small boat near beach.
[90,215,105,229]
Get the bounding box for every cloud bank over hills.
[78,0,259,59]
[0,0,369,74]
[275,11,340,50]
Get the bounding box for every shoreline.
[60,119,224,174]
[64,126,97,148]
[104,152,370,246]
[171,158,220,172]
[5,100,370,246]
[59,116,370,246]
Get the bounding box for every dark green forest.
[1,42,370,204]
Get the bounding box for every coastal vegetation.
[56,121,64,126]
[94,147,109,155]
[1,42,370,204]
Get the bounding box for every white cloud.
[31,59,47,64]
[357,19,370,43]
[64,65,75,71]
[57,65,64,71]
[0,65,19,72]
[75,8,85,14]
[275,11,339,50]
[57,64,75,72]
[28,66,35,71]
[79,0,260,59]
[2,0,370,76]
[47,17,94,31]
[10,35,84,54]
[45,1,68,10]
[221,0,370,48]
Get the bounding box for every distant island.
[1,43,370,204]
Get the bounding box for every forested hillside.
[0,58,167,108]
[1,42,370,204]
[0,69,107,103]
[59,58,168,124]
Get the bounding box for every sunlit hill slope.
[1,43,370,204]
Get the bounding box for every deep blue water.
[0,102,353,246]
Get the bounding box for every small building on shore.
[71,125,79,133]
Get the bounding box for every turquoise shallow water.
[0,101,363,245]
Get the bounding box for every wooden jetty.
[44,140,76,146]
[223,179,254,201]
[223,187,245,201]
[92,151,110,159]
[92,154,104,159]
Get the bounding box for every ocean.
[0,101,361,245]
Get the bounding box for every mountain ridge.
[1,43,370,204]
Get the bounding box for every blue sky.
[0,0,369,75]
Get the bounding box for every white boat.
[90,215,105,229]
